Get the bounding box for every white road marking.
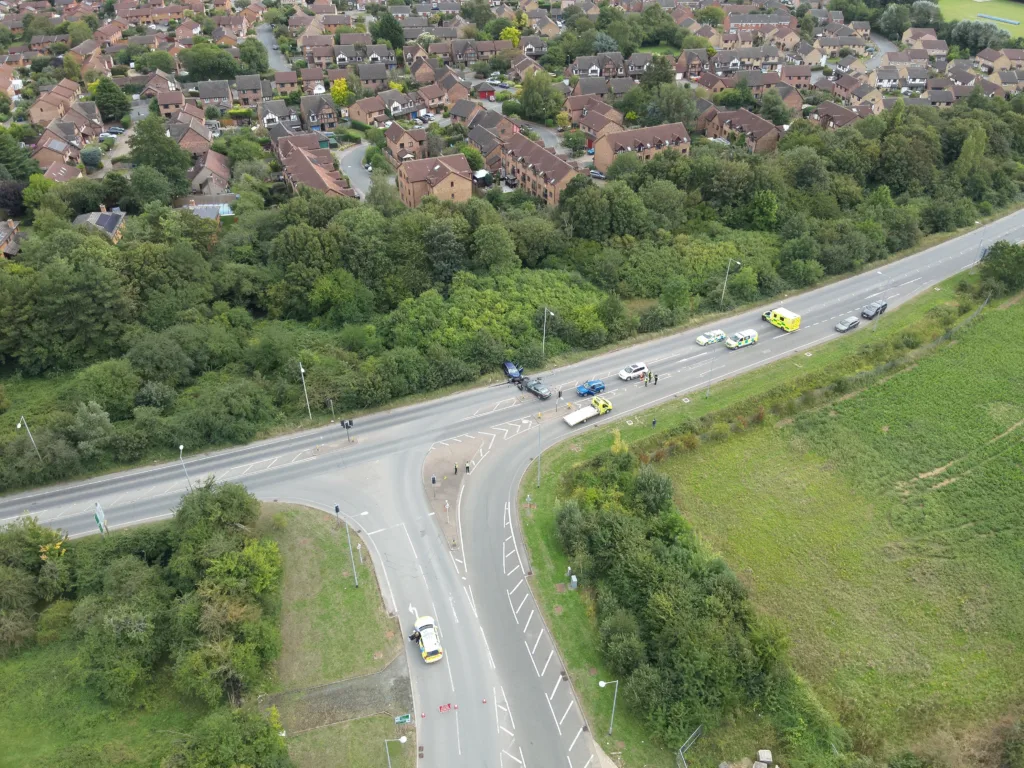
[544,693,562,736]
[523,609,534,634]
[526,641,541,675]
[455,707,462,755]
[530,628,544,655]
[366,528,386,535]
[510,578,524,595]
[540,649,554,676]
[569,727,584,752]
[448,593,459,624]
[507,590,520,624]
[507,563,521,576]
[559,701,574,726]
[480,626,496,669]
[503,750,523,765]
[550,676,562,699]
[502,685,516,729]
[514,593,528,615]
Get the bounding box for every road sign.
[394,714,412,725]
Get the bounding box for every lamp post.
[178,445,193,491]
[327,398,335,420]
[541,307,555,358]
[299,361,312,421]
[15,416,41,461]
[384,736,408,768]
[599,679,619,736]
[719,259,741,307]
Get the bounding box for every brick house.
[397,154,473,207]
[349,95,387,125]
[385,122,428,164]
[592,122,689,172]
[158,89,185,117]
[197,79,233,109]
[299,93,338,131]
[274,70,299,94]
[190,149,231,195]
[358,62,389,93]
[699,106,780,153]
[449,98,483,127]
[500,134,578,207]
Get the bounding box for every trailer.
[563,396,613,427]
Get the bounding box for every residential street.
[258,23,292,72]
[337,141,393,199]
[866,32,899,71]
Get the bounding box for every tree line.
[1,93,1024,491]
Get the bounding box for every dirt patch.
[932,477,958,490]
[775,417,794,428]
[920,459,957,479]
[988,416,1024,445]
[998,290,1024,309]
[373,651,383,660]
[385,630,394,640]
[589,667,597,676]
[882,425,889,432]
[555,583,566,593]
[569,443,582,452]
[554,605,563,616]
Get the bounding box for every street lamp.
[298,361,312,421]
[178,445,193,491]
[719,259,741,307]
[541,306,555,358]
[599,679,619,736]
[15,416,42,461]
[384,736,408,768]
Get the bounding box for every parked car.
[862,300,888,319]
[575,379,606,396]
[413,616,443,664]
[272,44,280,50]
[696,329,726,346]
[589,169,606,179]
[835,316,860,333]
[618,363,648,381]
[364,163,373,171]
[586,148,595,155]
[519,377,552,399]
[489,95,496,102]
[98,132,117,140]
[107,126,125,134]
[486,78,502,86]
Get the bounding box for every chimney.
[6,219,14,230]
[99,204,106,212]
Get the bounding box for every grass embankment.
[258,504,413,768]
[519,275,1020,766]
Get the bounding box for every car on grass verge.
[576,379,605,396]
[835,316,860,333]
[696,329,726,346]
[501,360,524,382]
[618,363,648,381]
[862,300,888,319]
[414,616,443,663]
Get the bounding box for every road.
[865,32,898,71]
[258,23,292,72]
[338,141,394,199]
[3,211,1022,767]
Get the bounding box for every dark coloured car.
[862,300,888,319]
[835,316,860,333]
[519,377,552,399]
[501,361,523,382]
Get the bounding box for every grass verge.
[258,503,402,691]
[518,273,995,767]
[287,715,416,768]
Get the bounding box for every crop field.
[940,0,1024,28]
[663,298,1024,760]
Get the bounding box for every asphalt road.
[4,211,1023,767]
[338,141,395,199]
[258,23,292,73]
[866,32,899,71]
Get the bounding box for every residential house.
[140,69,178,98]
[817,36,867,56]
[349,95,387,125]
[157,89,185,117]
[699,106,780,152]
[568,52,625,78]
[300,93,337,130]
[467,123,504,173]
[835,54,866,75]
[234,74,264,106]
[919,38,948,60]
[168,114,213,157]
[93,22,124,45]
[300,67,326,94]
[190,149,231,195]
[573,77,609,98]
[527,10,559,37]
[808,100,863,130]
[901,27,937,45]
[30,34,71,52]
[197,79,233,109]
[0,218,19,257]
[724,11,795,33]
[358,62,389,93]
[500,133,578,206]
[592,121,690,172]
[780,64,811,88]
[519,35,547,58]
[510,52,543,81]
[563,94,620,126]
[397,154,473,207]
[450,98,484,126]
[258,99,301,129]
[578,109,622,149]
[438,70,470,102]
[74,206,127,243]
[404,43,428,64]
[470,109,520,142]
[675,48,709,81]
[385,122,428,164]
[42,161,82,183]
[274,71,299,94]
[32,137,76,168]
[418,83,447,112]
[379,88,425,118]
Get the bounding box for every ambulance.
[725,329,758,349]
[761,307,801,332]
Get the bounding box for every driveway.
[337,142,394,199]
[865,32,898,71]
[258,23,292,72]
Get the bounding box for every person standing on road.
[645,373,649,387]
[654,374,659,385]
[454,463,458,475]
[465,461,470,474]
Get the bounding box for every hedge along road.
[2,208,1023,768]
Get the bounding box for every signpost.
[394,714,412,725]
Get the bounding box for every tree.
[519,70,562,123]
[645,82,698,127]
[980,240,1024,292]
[640,54,674,88]
[94,77,131,121]
[562,129,586,157]
[910,0,943,28]
[21,174,56,212]
[694,6,724,26]
[759,88,791,126]
[136,50,175,73]
[239,38,269,74]
[371,11,404,51]
[128,115,194,193]
[499,25,520,47]
[124,165,173,212]
[180,42,239,80]
[555,111,571,130]
[593,31,619,52]
[472,223,520,274]
[160,706,290,768]
[0,132,40,182]
[330,77,349,107]
[459,145,485,171]
[880,4,911,39]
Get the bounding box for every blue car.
[576,379,606,396]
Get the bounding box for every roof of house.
[197,79,232,99]
[235,73,262,90]
[401,153,472,186]
[502,133,576,184]
[358,62,388,80]
[73,208,126,236]
[42,161,82,182]
[198,149,230,180]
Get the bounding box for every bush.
[349,119,371,131]
[637,303,674,333]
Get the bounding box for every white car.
[696,329,726,346]
[98,132,117,140]
[413,616,443,664]
[618,363,648,381]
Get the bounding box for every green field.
[287,715,415,768]
[521,278,1024,766]
[940,0,1024,28]
[664,297,1024,757]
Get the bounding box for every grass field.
[259,504,402,691]
[519,276,1024,767]
[940,0,1024,27]
[258,504,411,768]
[0,650,205,767]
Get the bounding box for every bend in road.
[3,211,1023,767]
